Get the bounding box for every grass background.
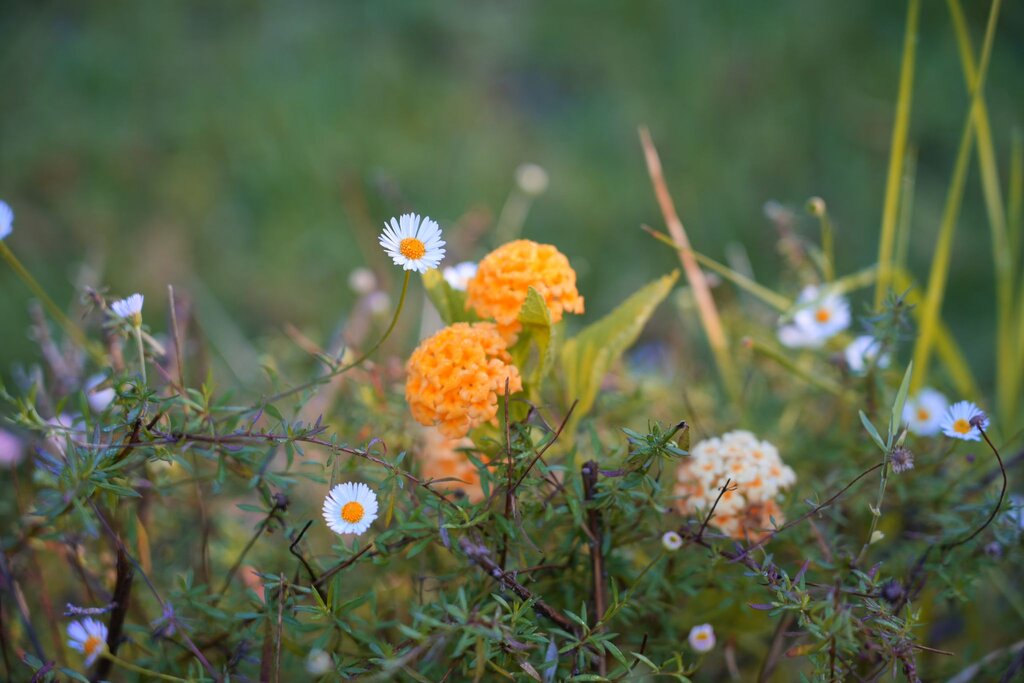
[1,1,1021,387]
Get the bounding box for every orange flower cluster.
[419,428,487,502]
[405,322,523,438]
[466,240,584,341]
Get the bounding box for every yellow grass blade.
[875,0,921,309]
[947,0,1013,423]
[911,0,1001,395]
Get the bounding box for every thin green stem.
[101,651,190,682]
[134,325,148,386]
[857,453,890,565]
[242,270,412,414]
[0,241,105,364]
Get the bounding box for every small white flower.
[110,293,144,325]
[442,261,478,291]
[778,286,850,348]
[306,648,333,675]
[515,163,549,196]
[902,388,949,436]
[844,335,890,375]
[940,400,988,441]
[688,623,716,653]
[85,375,116,413]
[348,267,378,295]
[661,530,683,551]
[379,213,446,274]
[322,482,379,535]
[67,618,108,666]
[0,200,13,240]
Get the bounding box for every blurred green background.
[1,1,1021,388]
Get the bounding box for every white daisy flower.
[778,286,850,348]
[322,482,379,535]
[844,335,891,375]
[661,530,683,551]
[110,293,144,326]
[688,623,716,653]
[940,400,989,441]
[0,200,13,240]
[67,618,108,666]
[902,388,948,437]
[442,261,478,291]
[379,213,446,274]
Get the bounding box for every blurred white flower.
[661,530,683,551]
[843,335,890,375]
[902,388,948,436]
[85,375,116,413]
[0,200,13,240]
[306,648,333,675]
[778,286,850,348]
[365,291,391,315]
[322,482,379,535]
[379,214,445,273]
[0,429,24,468]
[688,623,716,653]
[940,400,988,441]
[111,293,144,326]
[67,618,108,666]
[515,163,549,196]
[442,261,478,291]
[348,267,378,295]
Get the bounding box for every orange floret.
[406,323,523,438]
[420,428,488,502]
[465,240,584,341]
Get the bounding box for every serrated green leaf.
[561,271,679,429]
[422,269,480,324]
[510,287,555,393]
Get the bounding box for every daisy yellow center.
[952,418,972,435]
[399,237,426,260]
[694,632,710,642]
[341,501,365,523]
[916,408,930,421]
[815,307,831,323]
[84,635,103,656]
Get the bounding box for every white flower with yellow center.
[661,530,683,551]
[322,482,379,535]
[110,293,144,327]
[940,401,988,442]
[379,213,446,273]
[778,286,850,348]
[442,261,478,291]
[67,618,108,666]
[688,623,716,653]
[902,388,948,437]
[0,200,13,240]
[844,335,891,375]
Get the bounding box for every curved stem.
[101,651,190,682]
[943,427,1007,551]
[241,270,412,413]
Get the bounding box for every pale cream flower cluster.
[675,430,795,541]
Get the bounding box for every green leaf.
[889,361,913,440]
[561,271,679,428]
[509,287,554,392]
[859,411,886,453]
[422,269,480,324]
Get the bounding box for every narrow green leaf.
[889,361,913,440]
[859,411,887,453]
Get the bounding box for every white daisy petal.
[902,387,949,436]
[110,293,144,322]
[688,624,716,653]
